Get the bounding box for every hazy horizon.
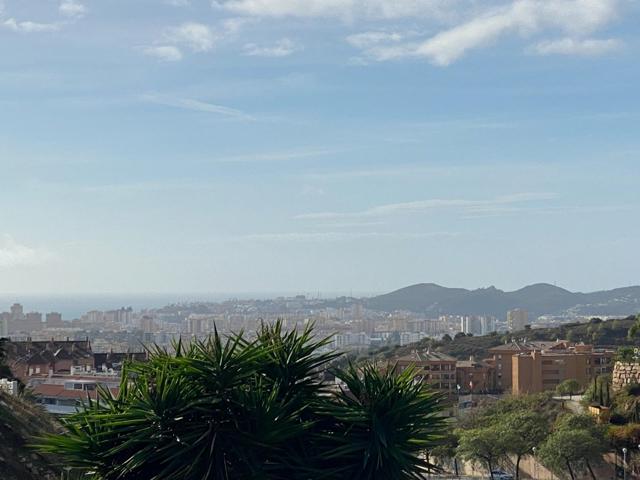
[1,0,639,295]
[2,280,640,320]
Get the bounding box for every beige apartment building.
[487,340,567,392]
[394,351,457,397]
[512,344,614,395]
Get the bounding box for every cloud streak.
[138,45,183,61]
[243,38,301,57]
[234,231,458,242]
[296,193,558,220]
[531,37,621,56]
[141,94,256,121]
[2,18,60,33]
[212,0,457,20]
[348,0,622,65]
[59,0,87,19]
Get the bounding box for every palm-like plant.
[37,321,446,479]
[318,363,447,479]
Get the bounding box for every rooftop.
[395,351,457,363]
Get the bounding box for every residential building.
[456,356,496,393]
[45,312,63,329]
[487,340,569,392]
[0,378,19,396]
[0,315,8,337]
[394,351,457,396]
[480,316,496,335]
[512,344,614,395]
[3,338,94,382]
[10,303,24,320]
[24,312,43,333]
[32,376,120,415]
[507,308,528,331]
[461,316,482,336]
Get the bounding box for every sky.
[0,0,639,296]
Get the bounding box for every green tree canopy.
[457,426,506,479]
[499,411,549,480]
[539,414,606,480]
[556,379,581,397]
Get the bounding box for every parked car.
[490,470,514,480]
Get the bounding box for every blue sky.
[0,0,639,296]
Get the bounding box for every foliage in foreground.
[538,414,606,480]
[456,393,558,480]
[37,322,447,480]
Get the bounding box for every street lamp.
[622,447,628,480]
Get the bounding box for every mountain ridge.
[365,283,640,319]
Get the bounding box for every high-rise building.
[0,316,8,337]
[46,312,64,328]
[507,308,528,331]
[10,303,24,321]
[24,312,43,332]
[461,316,482,336]
[480,316,496,335]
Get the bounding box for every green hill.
[377,315,639,362]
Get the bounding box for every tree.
[430,430,460,476]
[457,426,506,479]
[538,429,603,480]
[539,414,606,480]
[38,321,448,480]
[556,379,581,398]
[628,314,640,340]
[616,346,637,363]
[582,374,612,407]
[499,411,549,480]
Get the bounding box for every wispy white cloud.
[138,45,183,62]
[531,37,621,56]
[141,94,255,121]
[165,22,216,52]
[210,147,340,163]
[235,231,458,242]
[80,180,214,194]
[243,38,301,57]
[348,0,621,65]
[2,18,60,33]
[0,234,53,267]
[212,0,459,21]
[296,193,558,220]
[59,0,87,19]
[140,19,251,62]
[346,31,404,49]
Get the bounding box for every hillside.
[0,392,61,480]
[366,282,640,318]
[377,315,638,362]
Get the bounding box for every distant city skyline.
[1,0,639,294]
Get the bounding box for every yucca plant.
[316,363,447,480]
[37,321,446,479]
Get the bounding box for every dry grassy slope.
[0,392,61,480]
